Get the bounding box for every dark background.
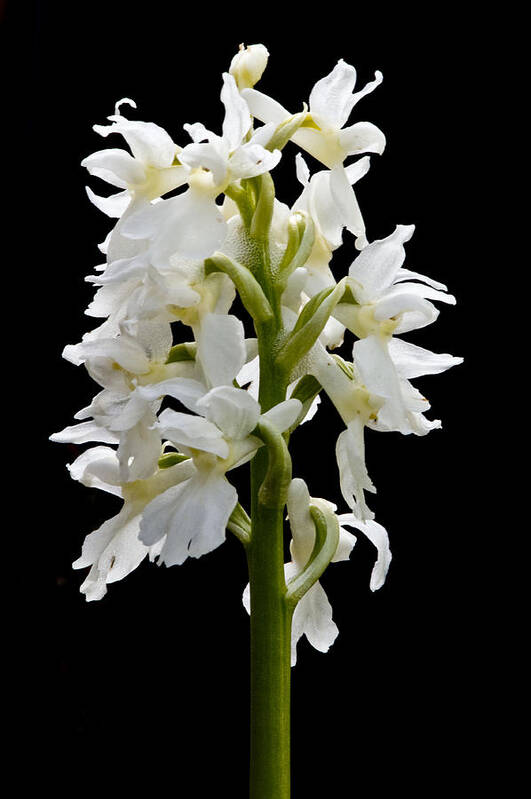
[8,1,501,795]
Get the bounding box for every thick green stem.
[242,169,294,798]
[247,475,292,799]
[248,311,292,797]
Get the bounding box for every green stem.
[248,311,292,798]
[241,169,293,797]
[247,482,292,799]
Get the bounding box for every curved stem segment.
[285,505,340,606]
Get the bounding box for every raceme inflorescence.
[52,43,461,794]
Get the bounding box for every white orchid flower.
[138,315,301,566]
[335,225,462,434]
[243,59,383,255]
[68,446,195,601]
[82,98,188,216]
[51,321,196,481]
[120,74,281,261]
[293,153,372,294]
[243,59,385,169]
[355,336,463,436]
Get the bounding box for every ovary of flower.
[68,445,195,600]
[82,98,188,215]
[242,59,385,169]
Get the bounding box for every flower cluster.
[52,44,461,662]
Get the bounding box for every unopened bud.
[229,43,269,90]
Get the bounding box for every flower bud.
[229,43,269,90]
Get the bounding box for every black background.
[8,1,501,795]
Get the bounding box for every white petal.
[339,121,386,156]
[67,446,122,496]
[309,59,357,129]
[106,392,153,433]
[114,97,137,114]
[321,315,346,349]
[157,408,229,459]
[119,195,173,240]
[261,399,302,433]
[117,419,162,482]
[155,190,227,262]
[221,72,252,151]
[338,515,392,591]
[373,291,439,330]
[336,417,375,520]
[329,165,366,242]
[73,510,123,568]
[237,354,260,399]
[82,148,146,187]
[140,471,237,565]
[344,155,371,185]
[248,121,277,148]
[134,320,173,362]
[94,118,177,168]
[71,334,151,374]
[348,225,415,302]
[183,121,211,143]
[350,70,383,108]
[179,140,229,185]
[354,335,408,432]
[242,580,251,614]
[295,153,310,186]
[387,338,463,380]
[287,478,315,567]
[394,268,448,292]
[332,527,357,562]
[138,377,206,413]
[50,421,119,445]
[74,507,148,600]
[86,186,131,218]
[290,580,338,666]
[294,169,342,249]
[229,142,281,181]
[197,313,246,387]
[196,385,261,439]
[241,88,290,125]
[243,561,339,667]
